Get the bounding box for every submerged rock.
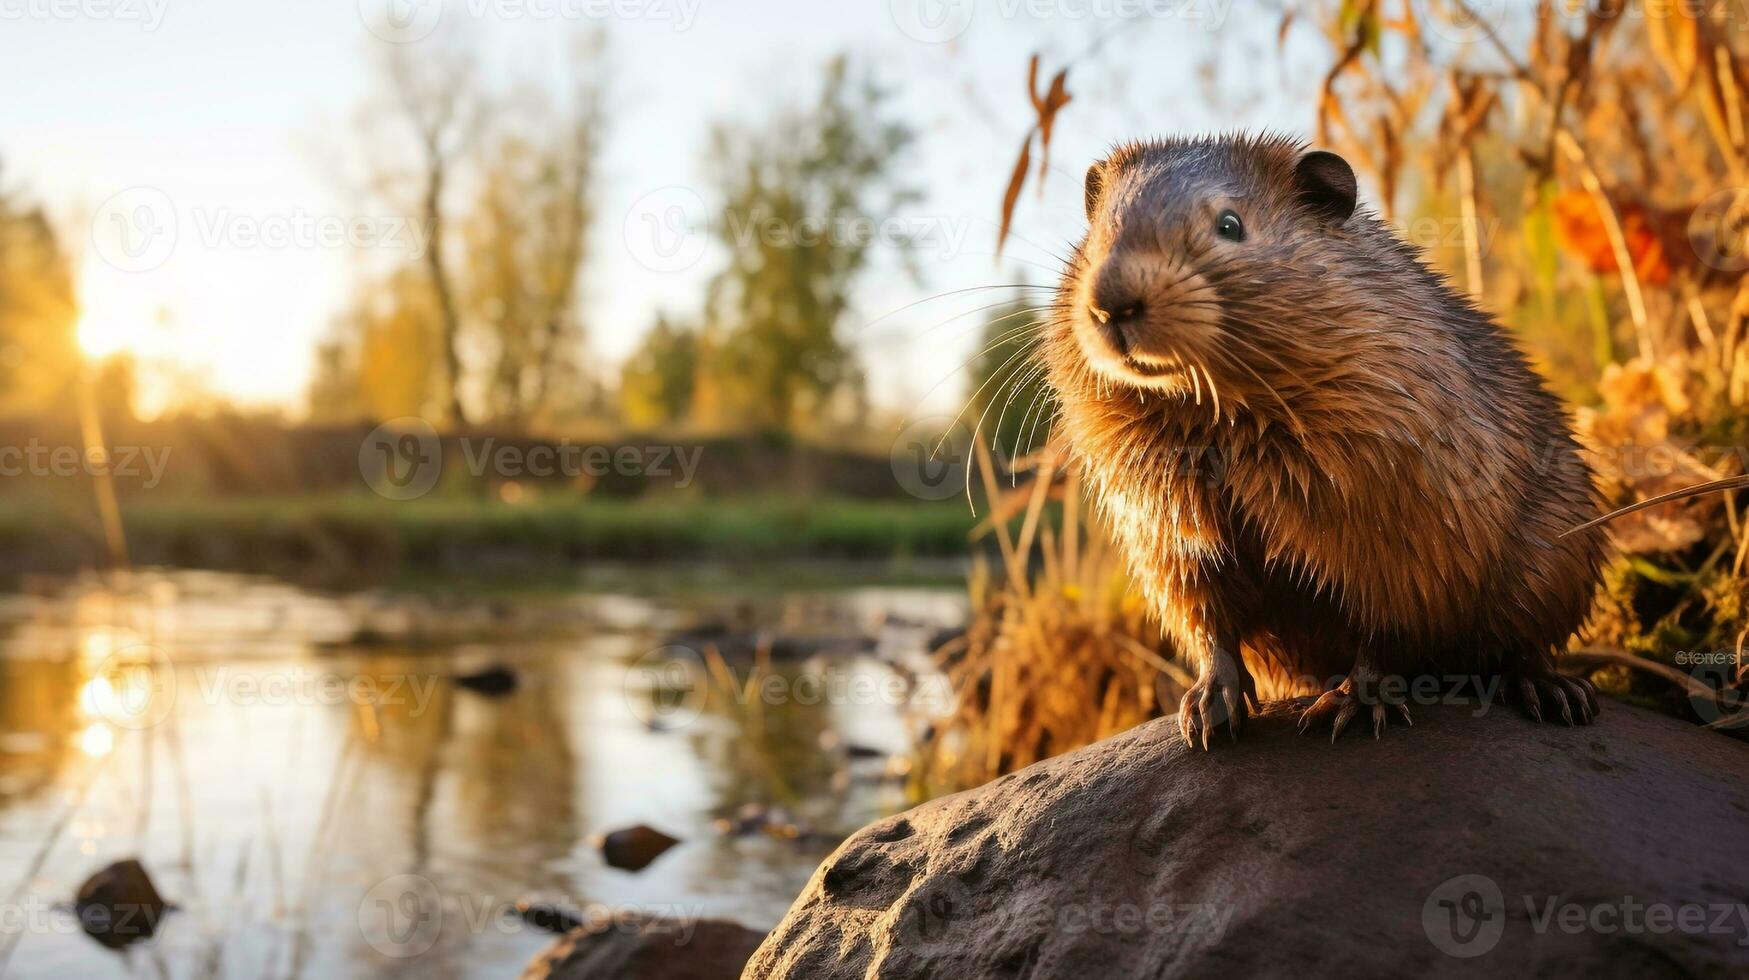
[746,701,1749,978]
[516,897,585,934]
[519,914,765,980]
[74,859,169,949]
[453,664,518,696]
[597,824,680,871]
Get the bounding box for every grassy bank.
[0,494,980,584]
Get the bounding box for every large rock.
[745,701,1749,978]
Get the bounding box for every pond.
[0,565,966,977]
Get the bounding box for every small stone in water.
[598,825,680,871]
[454,664,518,696]
[74,859,169,949]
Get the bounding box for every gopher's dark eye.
[1216,209,1245,242]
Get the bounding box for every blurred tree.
[377,40,481,428]
[319,33,606,431]
[309,268,447,423]
[0,167,79,416]
[464,39,605,431]
[619,314,699,429]
[701,55,918,432]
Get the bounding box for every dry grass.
[910,446,1191,794]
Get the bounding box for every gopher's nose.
[1089,266,1144,330]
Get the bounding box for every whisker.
[854,283,1051,335]
[933,338,1043,456]
[1019,385,1058,460]
[903,320,1045,421]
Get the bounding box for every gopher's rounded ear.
[1084,163,1105,221]
[1294,150,1357,225]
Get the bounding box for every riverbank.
[0,494,979,585]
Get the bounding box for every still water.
[0,567,964,978]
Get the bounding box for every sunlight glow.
[76,723,115,759]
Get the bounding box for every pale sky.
[0,0,1322,418]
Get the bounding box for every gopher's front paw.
[1297,663,1413,742]
[1508,668,1599,726]
[1178,651,1258,751]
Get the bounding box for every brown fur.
[1043,134,1604,735]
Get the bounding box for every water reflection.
[0,568,960,977]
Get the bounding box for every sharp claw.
[1573,677,1598,719]
[1331,701,1358,742]
[1550,686,1573,726]
[1397,702,1414,726]
[1222,688,1241,742]
[1371,702,1386,739]
[1518,678,1542,723]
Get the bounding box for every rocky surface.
[745,700,1749,978]
[519,915,765,980]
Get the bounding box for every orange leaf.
[997,131,1033,260]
